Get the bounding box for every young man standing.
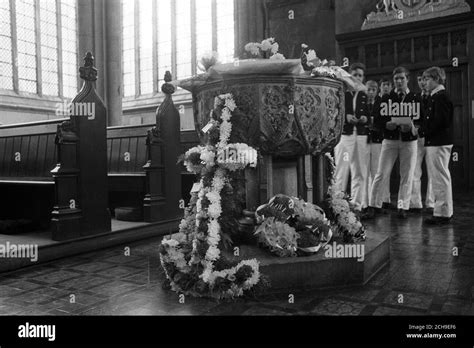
[366,80,391,209]
[410,73,434,212]
[364,66,420,219]
[421,67,454,225]
[379,77,393,97]
[334,63,369,211]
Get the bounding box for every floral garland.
[160,93,261,299]
[325,153,366,242]
[216,143,258,172]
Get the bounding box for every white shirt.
[430,85,445,96]
[352,91,359,114]
[395,87,410,96]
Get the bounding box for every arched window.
[122,0,235,98]
[0,0,78,99]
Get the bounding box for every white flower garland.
[216,143,258,172]
[160,93,261,299]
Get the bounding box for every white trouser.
[370,139,417,210]
[410,137,434,209]
[334,133,369,210]
[368,143,390,206]
[425,145,453,218]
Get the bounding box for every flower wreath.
[160,93,260,299]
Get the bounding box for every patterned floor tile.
[308,298,366,315]
[0,193,472,315]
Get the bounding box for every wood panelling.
[1,123,199,180]
[0,121,58,180]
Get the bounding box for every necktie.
[398,92,404,100]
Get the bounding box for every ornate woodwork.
[192,75,345,158]
[189,74,344,208]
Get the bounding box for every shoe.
[424,216,452,225]
[382,202,393,210]
[361,207,381,220]
[397,209,407,219]
[409,208,422,213]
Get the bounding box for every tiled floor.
[0,192,473,316]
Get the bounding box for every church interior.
[0,0,474,320]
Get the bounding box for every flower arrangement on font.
[300,43,367,93]
[244,37,286,60]
[197,51,220,72]
[160,93,261,299]
[300,43,339,78]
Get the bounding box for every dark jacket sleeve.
[416,95,426,138]
[359,92,369,118]
[375,94,389,131]
[424,93,453,138]
[344,91,353,122]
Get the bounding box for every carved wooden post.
[69,52,111,237]
[143,126,165,222]
[50,121,82,240]
[143,71,181,222]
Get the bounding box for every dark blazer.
[342,91,369,136]
[375,90,421,142]
[367,95,383,144]
[414,92,429,129]
[420,89,453,146]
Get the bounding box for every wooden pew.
[107,124,149,217]
[0,122,198,229]
[0,119,67,230]
[0,119,65,183]
[0,65,199,238]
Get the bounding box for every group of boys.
[333,63,454,225]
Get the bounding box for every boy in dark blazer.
[420,66,454,224]
[379,77,393,97]
[334,63,370,211]
[410,72,434,212]
[366,80,391,209]
[364,66,421,219]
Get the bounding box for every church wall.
[265,0,336,59]
[335,0,374,35]
[122,104,195,131]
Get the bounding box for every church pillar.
[77,0,122,126]
[105,0,123,126]
[77,0,104,98]
[234,0,266,59]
